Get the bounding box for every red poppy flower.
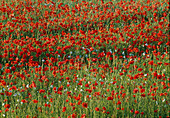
[130,109,134,113]
[85,84,89,87]
[95,107,99,111]
[32,100,38,103]
[39,89,45,93]
[4,104,10,108]
[117,101,121,105]
[5,108,9,112]
[82,102,88,108]
[133,88,138,93]
[62,107,66,112]
[31,81,36,88]
[21,99,27,103]
[103,107,106,110]
[137,68,143,71]
[141,94,146,97]
[81,114,86,118]
[107,96,113,100]
[66,77,70,80]
[148,61,154,65]
[135,111,139,114]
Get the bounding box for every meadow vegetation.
[0,0,169,117]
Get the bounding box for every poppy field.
[0,0,169,117]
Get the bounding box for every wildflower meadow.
[0,0,169,118]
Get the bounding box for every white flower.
[162,99,165,102]
[147,55,150,58]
